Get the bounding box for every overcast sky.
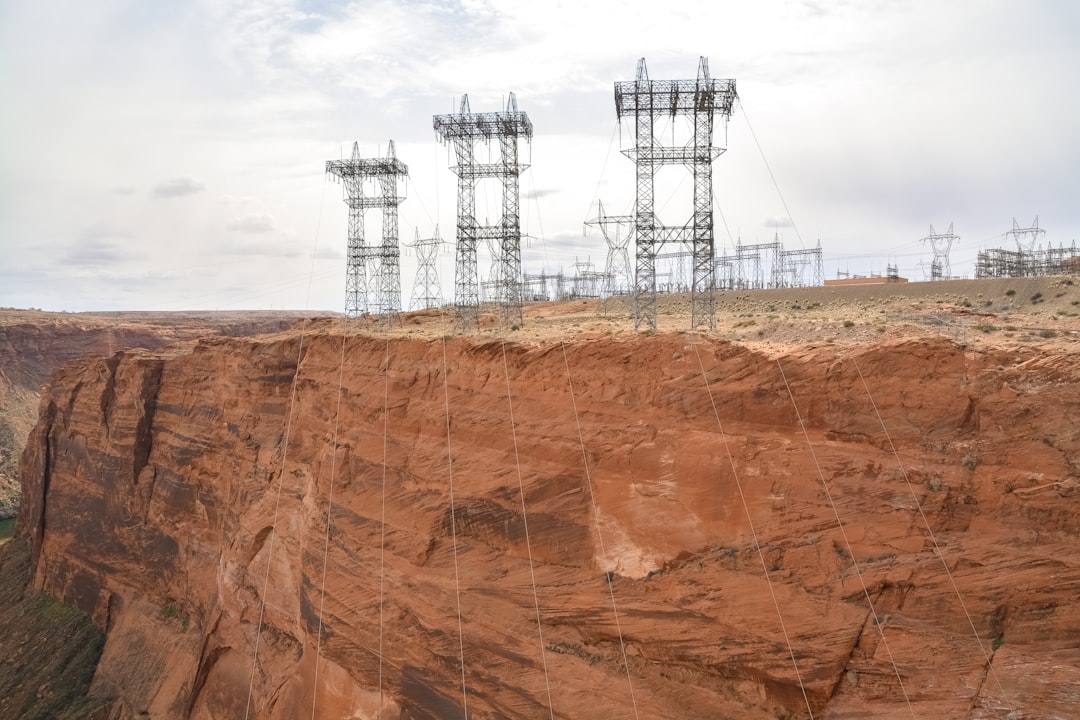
[2,0,1078,312]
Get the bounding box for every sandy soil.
[338,275,1080,355]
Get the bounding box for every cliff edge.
[14,327,1080,718]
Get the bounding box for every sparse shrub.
[510,324,520,331]
[1071,300,1079,306]
[1004,325,1017,331]
[1005,289,1016,296]
[961,298,973,307]
[962,455,978,470]
[1031,291,1044,303]
[992,635,1004,651]
[926,477,944,492]
[1039,329,1057,339]
[843,319,855,328]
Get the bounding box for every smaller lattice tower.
[326,141,408,319]
[921,223,958,281]
[407,227,446,310]
[433,94,533,330]
[584,199,634,296]
[1006,216,1045,252]
[615,57,737,332]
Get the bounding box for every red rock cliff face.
[16,331,1080,719]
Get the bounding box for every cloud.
[226,213,278,233]
[314,245,344,260]
[63,239,125,267]
[762,216,794,229]
[152,176,206,198]
[523,188,560,201]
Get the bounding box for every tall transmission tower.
[433,94,533,330]
[326,141,408,319]
[406,226,446,310]
[615,56,737,332]
[1006,216,1045,252]
[920,222,958,281]
[584,199,634,296]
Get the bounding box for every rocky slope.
[14,325,1080,718]
[0,310,321,513]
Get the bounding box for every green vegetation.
[843,319,855,328]
[1005,288,1016,296]
[0,422,20,511]
[0,540,113,718]
[0,518,14,543]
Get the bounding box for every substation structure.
[434,94,533,329]
[975,217,1080,278]
[615,56,737,332]
[326,141,408,319]
[712,237,824,291]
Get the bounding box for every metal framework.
[780,241,825,288]
[735,240,782,289]
[920,223,958,281]
[326,141,408,319]
[976,240,1079,279]
[615,56,737,331]
[406,227,446,310]
[433,94,533,330]
[1006,216,1046,252]
[584,199,634,296]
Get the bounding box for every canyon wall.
[0,311,314,513]
[15,327,1080,718]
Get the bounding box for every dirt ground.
[343,275,1080,355]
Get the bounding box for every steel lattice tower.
[326,141,408,319]
[615,57,737,332]
[921,223,958,281]
[1006,216,1045,252]
[434,94,533,330]
[584,199,634,296]
[407,226,446,310]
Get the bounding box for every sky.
[1,0,1078,312]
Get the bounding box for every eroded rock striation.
[0,310,316,512]
[16,328,1080,718]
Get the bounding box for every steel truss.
[434,94,533,330]
[407,227,446,310]
[326,141,408,320]
[615,56,737,331]
[584,200,635,296]
[921,223,958,281]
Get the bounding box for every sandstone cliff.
[0,310,321,513]
[15,327,1080,718]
